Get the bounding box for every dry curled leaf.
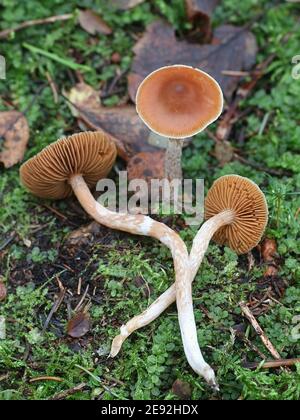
[0,282,7,302]
[67,311,91,338]
[65,82,101,117]
[110,0,145,10]
[261,238,279,278]
[65,82,157,161]
[172,379,192,400]
[65,222,102,248]
[78,9,112,36]
[128,20,257,102]
[185,0,220,42]
[0,111,30,168]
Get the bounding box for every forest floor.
[0,0,300,400]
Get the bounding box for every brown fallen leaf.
[78,9,112,36]
[65,82,157,161]
[65,222,102,248]
[0,111,30,168]
[65,82,101,116]
[127,151,165,184]
[67,311,91,338]
[185,0,220,42]
[110,0,145,10]
[172,379,192,400]
[128,20,257,102]
[0,282,7,302]
[261,238,279,278]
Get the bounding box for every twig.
[243,358,300,370]
[234,154,291,177]
[42,204,68,221]
[29,376,63,383]
[74,284,89,313]
[42,285,66,333]
[45,72,59,104]
[0,14,73,39]
[234,330,267,360]
[75,365,125,400]
[0,232,16,252]
[239,301,281,360]
[50,383,87,400]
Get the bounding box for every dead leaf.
[185,0,220,42]
[65,82,101,117]
[0,111,30,168]
[127,151,165,184]
[128,20,257,102]
[67,311,91,338]
[65,82,157,161]
[65,222,101,248]
[78,9,112,36]
[214,140,234,166]
[261,239,279,278]
[172,379,192,399]
[0,282,7,302]
[110,0,145,10]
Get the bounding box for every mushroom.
[20,131,217,389]
[136,65,223,180]
[20,131,188,245]
[110,175,268,370]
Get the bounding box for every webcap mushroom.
[136,65,223,180]
[20,131,216,388]
[111,175,268,381]
[20,131,189,247]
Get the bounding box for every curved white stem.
[70,175,216,387]
[110,210,235,379]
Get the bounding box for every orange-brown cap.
[205,175,268,254]
[20,132,117,200]
[136,65,223,139]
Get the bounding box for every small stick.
[221,70,251,77]
[74,284,89,313]
[0,232,16,251]
[239,301,281,360]
[45,72,59,104]
[43,204,68,221]
[234,330,267,360]
[50,383,86,400]
[42,287,66,333]
[243,358,300,370]
[77,277,82,296]
[0,14,73,39]
[29,376,63,383]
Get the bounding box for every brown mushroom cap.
[136,65,223,139]
[205,175,268,254]
[20,131,117,200]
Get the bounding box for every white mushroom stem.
[110,210,235,362]
[70,175,217,387]
[165,138,183,180]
